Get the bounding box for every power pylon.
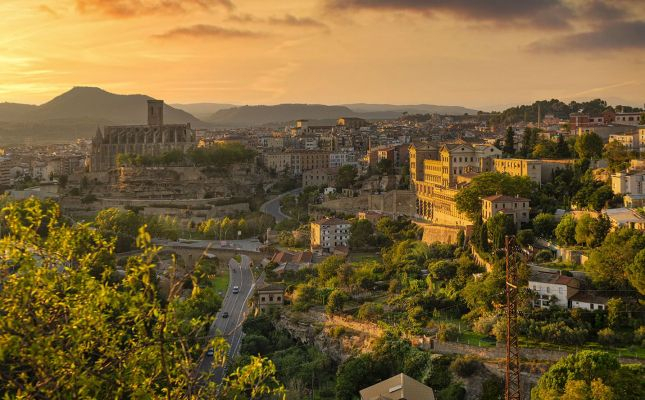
[505,235,521,400]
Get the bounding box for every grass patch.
[210,268,230,296]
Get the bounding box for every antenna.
[505,235,521,400]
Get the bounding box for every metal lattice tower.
[505,236,521,400]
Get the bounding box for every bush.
[328,326,346,338]
[635,326,645,346]
[437,383,466,400]
[356,302,384,322]
[437,323,459,342]
[449,356,480,378]
[535,249,553,263]
[597,327,617,345]
[473,314,497,336]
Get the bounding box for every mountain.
[170,103,236,120]
[0,87,208,143]
[206,104,359,126]
[343,103,480,115]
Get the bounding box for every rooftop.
[529,271,579,287]
[312,217,350,226]
[482,194,530,202]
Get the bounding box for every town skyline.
[2,0,644,109]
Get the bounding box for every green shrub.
[450,356,480,377]
[437,383,466,400]
[437,323,459,342]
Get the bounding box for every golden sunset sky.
[1,0,644,109]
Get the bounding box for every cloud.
[324,0,573,29]
[267,14,329,30]
[76,0,234,18]
[37,4,59,18]
[228,13,329,31]
[579,0,628,22]
[527,20,645,52]
[153,24,264,40]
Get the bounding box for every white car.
[232,286,239,294]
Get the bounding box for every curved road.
[200,254,256,382]
[259,188,302,223]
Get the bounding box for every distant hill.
[171,103,236,120]
[206,104,359,126]
[205,102,481,126]
[0,87,208,144]
[343,103,480,115]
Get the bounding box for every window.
[590,304,594,310]
[261,296,266,302]
[598,305,604,310]
[277,296,281,301]
[546,287,550,293]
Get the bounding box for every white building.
[529,271,580,309]
[614,112,643,126]
[609,132,639,150]
[611,169,645,195]
[569,292,608,311]
[310,217,351,254]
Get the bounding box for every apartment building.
[493,158,542,184]
[263,152,292,173]
[481,194,530,230]
[310,217,351,254]
[302,168,335,188]
[609,132,639,150]
[611,169,645,195]
[290,150,330,174]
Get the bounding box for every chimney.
[147,99,164,126]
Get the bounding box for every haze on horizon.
[1,0,644,111]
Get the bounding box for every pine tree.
[503,126,515,155]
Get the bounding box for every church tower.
[147,99,164,126]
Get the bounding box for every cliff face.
[274,310,381,363]
[102,164,264,200]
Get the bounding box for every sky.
[1,0,644,110]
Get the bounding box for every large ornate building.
[410,142,502,226]
[90,100,196,172]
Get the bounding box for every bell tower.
[147,99,164,126]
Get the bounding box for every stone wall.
[419,223,468,245]
[310,190,415,218]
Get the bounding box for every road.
[199,254,256,382]
[259,188,302,223]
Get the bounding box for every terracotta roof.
[258,283,285,292]
[570,291,608,305]
[529,271,580,287]
[482,194,530,202]
[312,217,350,226]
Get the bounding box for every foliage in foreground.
[0,198,284,399]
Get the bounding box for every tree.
[627,248,645,295]
[555,214,576,246]
[556,134,570,158]
[377,158,394,175]
[0,199,285,399]
[604,141,633,172]
[585,228,645,290]
[533,213,556,238]
[326,289,348,314]
[503,126,515,155]
[94,208,142,252]
[532,351,643,400]
[575,132,603,159]
[575,214,597,247]
[516,229,535,247]
[455,172,536,219]
[336,165,357,189]
[349,219,375,249]
[486,213,516,250]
